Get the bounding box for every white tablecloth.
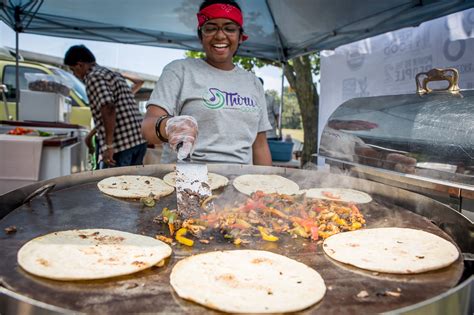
[0,135,50,194]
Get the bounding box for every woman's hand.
[165,116,198,159]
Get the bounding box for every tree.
[280,87,301,130]
[186,51,320,166]
[283,55,320,166]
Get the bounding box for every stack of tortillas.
[170,250,326,313]
[97,175,174,199]
[323,227,459,274]
[301,188,372,203]
[163,172,229,190]
[17,229,172,280]
[233,174,300,196]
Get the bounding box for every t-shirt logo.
[203,88,259,112]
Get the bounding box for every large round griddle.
[0,164,471,314]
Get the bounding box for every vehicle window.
[2,66,45,101]
[50,68,89,107]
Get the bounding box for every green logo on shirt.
[203,88,259,112]
[203,88,225,109]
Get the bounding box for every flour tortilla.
[17,229,172,280]
[163,172,228,190]
[97,175,174,199]
[233,174,300,196]
[323,227,459,274]
[302,188,372,203]
[170,250,325,313]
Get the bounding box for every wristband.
[105,144,114,150]
[155,114,173,142]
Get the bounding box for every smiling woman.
[141,0,273,166]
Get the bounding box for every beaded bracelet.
[155,114,173,142]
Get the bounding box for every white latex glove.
[165,115,198,160]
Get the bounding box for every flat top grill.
[0,165,466,314]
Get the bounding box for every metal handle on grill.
[23,183,56,204]
[416,68,460,95]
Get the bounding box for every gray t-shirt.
[147,58,271,164]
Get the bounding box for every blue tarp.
[1,0,473,61]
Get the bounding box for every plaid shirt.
[85,65,145,155]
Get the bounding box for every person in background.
[258,77,280,140]
[64,45,147,168]
[84,72,144,169]
[141,0,272,165]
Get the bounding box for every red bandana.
[197,3,248,41]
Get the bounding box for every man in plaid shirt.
[64,45,147,168]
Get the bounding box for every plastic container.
[25,73,72,97]
[268,139,294,161]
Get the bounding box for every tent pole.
[14,5,21,121]
[11,1,44,120]
[278,62,285,139]
[15,30,19,120]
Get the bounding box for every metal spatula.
[175,146,213,218]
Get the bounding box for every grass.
[281,128,304,142]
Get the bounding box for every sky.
[0,22,286,93]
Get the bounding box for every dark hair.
[197,0,244,40]
[64,45,96,66]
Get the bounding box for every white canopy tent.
[1,0,473,132]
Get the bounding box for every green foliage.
[185,51,266,71]
[281,87,302,129]
[309,53,321,77]
[186,51,205,59]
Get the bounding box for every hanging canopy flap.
[1,0,473,61]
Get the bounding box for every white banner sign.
[319,9,474,149]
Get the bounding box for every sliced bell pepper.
[289,225,309,238]
[310,226,319,240]
[350,204,361,216]
[264,207,288,219]
[257,226,279,242]
[323,191,341,199]
[175,228,194,246]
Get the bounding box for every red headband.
[197,3,248,41]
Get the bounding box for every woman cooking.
[142,0,272,165]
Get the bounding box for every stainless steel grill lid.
[319,69,474,188]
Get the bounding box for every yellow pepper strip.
[350,222,362,230]
[168,223,175,236]
[257,226,279,242]
[175,228,194,246]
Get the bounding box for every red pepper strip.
[350,204,361,215]
[323,191,341,199]
[200,213,219,225]
[310,226,319,240]
[240,199,266,212]
[252,190,266,199]
[313,206,325,213]
[290,217,317,231]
